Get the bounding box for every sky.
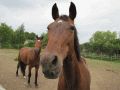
[0,0,120,43]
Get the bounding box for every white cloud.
[0,0,120,43]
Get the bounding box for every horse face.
[35,35,43,48]
[41,2,77,79]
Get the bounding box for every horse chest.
[59,77,81,90]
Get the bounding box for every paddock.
[0,49,120,90]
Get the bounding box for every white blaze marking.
[58,20,63,23]
[0,85,6,90]
[37,40,40,42]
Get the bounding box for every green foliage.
[81,31,120,61]
[24,32,36,40]
[41,33,48,48]
[0,22,48,49]
[0,23,37,49]
[12,24,25,48]
[24,40,34,47]
[89,31,119,55]
[80,42,92,53]
[0,23,14,48]
[82,52,120,61]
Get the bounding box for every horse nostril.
[52,56,58,65]
[43,70,49,75]
[51,72,55,76]
[42,71,46,74]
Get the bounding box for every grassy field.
[87,58,120,71]
[0,49,120,90]
[87,58,120,90]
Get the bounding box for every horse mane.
[59,15,81,61]
[59,15,69,21]
[74,28,81,61]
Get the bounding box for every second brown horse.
[16,35,43,86]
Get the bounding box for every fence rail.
[81,52,120,61]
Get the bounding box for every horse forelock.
[59,15,69,21]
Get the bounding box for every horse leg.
[23,65,26,78]
[19,61,26,78]
[35,66,39,86]
[16,61,20,76]
[28,66,32,85]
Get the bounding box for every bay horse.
[16,35,43,86]
[41,2,91,90]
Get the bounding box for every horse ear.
[36,35,38,39]
[40,36,43,40]
[69,2,77,20]
[52,3,59,20]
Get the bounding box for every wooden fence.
[81,52,120,61]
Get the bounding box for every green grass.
[87,58,120,72]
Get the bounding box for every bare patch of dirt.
[0,49,120,90]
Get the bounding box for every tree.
[41,33,48,48]
[0,23,14,48]
[80,42,91,53]
[24,32,36,40]
[24,32,36,47]
[13,24,25,48]
[90,31,117,55]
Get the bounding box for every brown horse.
[41,2,91,90]
[16,35,43,86]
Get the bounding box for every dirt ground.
[0,49,120,90]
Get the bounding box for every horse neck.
[62,48,80,90]
[34,43,40,49]
[34,44,41,57]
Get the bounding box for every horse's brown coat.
[16,36,42,86]
[19,48,40,66]
[41,2,91,90]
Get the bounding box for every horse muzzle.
[40,53,62,79]
[42,69,59,79]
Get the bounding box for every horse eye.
[70,26,75,31]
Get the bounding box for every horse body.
[41,2,91,90]
[19,47,40,66]
[16,36,42,86]
[58,46,90,90]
